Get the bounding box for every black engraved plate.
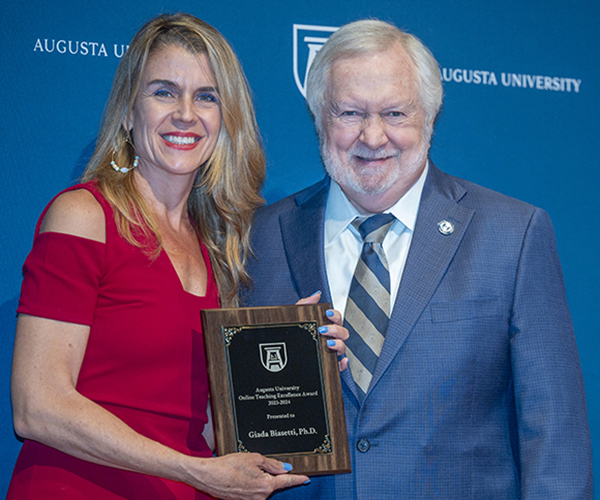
[225,323,329,455]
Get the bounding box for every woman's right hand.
[185,452,308,500]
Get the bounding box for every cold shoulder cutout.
[40,188,106,243]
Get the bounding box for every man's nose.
[359,115,388,150]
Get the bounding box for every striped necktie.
[344,213,396,401]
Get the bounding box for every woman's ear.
[123,114,133,133]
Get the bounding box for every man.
[242,19,592,498]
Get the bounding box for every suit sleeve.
[510,207,592,499]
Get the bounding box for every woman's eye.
[197,93,217,103]
[154,89,173,98]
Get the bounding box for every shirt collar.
[324,161,429,246]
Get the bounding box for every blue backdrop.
[1,0,598,496]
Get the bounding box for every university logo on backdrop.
[293,24,338,97]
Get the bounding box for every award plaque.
[201,304,351,476]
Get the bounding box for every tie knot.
[352,213,396,244]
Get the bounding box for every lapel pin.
[437,220,454,235]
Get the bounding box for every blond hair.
[82,13,265,306]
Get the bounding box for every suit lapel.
[279,178,361,401]
[368,165,476,395]
[279,178,332,303]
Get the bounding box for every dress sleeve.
[17,231,105,326]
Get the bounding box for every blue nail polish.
[318,326,329,334]
[282,462,293,471]
[326,310,334,317]
[304,479,312,485]
[327,339,336,347]
[311,290,322,296]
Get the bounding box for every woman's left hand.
[296,292,349,372]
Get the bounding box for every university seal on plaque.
[259,342,288,372]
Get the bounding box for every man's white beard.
[320,135,429,196]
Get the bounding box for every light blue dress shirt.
[324,163,428,316]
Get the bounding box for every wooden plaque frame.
[201,304,351,476]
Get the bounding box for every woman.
[8,13,347,500]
